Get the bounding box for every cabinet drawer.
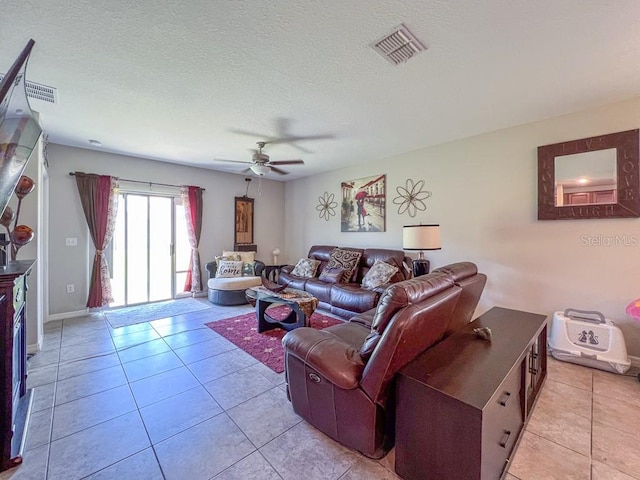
[12,277,25,316]
[482,366,524,479]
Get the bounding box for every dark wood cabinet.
[395,307,547,480]
[0,260,35,472]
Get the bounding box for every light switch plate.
[65,237,78,247]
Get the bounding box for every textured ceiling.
[3,1,640,180]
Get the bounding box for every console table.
[395,306,547,480]
[0,261,35,472]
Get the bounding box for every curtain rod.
[68,172,205,191]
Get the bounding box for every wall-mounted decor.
[340,174,386,232]
[0,39,42,226]
[316,191,337,221]
[393,178,432,217]
[234,196,256,251]
[538,129,640,220]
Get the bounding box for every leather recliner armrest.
[254,260,266,276]
[204,261,217,278]
[281,264,294,274]
[282,328,365,390]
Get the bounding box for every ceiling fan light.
[251,164,270,176]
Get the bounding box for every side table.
[263,264,286,283]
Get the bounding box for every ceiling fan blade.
[213,158,253,165]
[269,166,289,175]
[265,134,334,145]
[230,127,333,145]
[269,159,304,165]
[229,128,269,138]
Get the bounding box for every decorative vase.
[15,176,35,199]
[3,175,36,261]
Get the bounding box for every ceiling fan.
[214,141,304,176]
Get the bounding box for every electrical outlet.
[65,237,78,247]
[66,284,75,294]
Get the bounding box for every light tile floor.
[1,302,639,480]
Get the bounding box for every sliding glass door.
[111,193,190,307]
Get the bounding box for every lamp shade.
[251,164,270,176]
[403,224,441,250]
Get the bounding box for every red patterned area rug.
[206,309,343,373]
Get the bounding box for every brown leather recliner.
[282,272,463,459]
[348,262,487,336]
[431,261,487,336]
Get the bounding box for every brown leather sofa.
[281,262,487,458]
[278,245,412,318]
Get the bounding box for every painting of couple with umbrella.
[340,174,386,232]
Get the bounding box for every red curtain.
[182,186,203,293]
[74,172,118,308]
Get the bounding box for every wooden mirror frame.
[538,129,640,220]
[234,196,256,250]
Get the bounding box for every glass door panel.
[126,195,149,305]
[110,193,179,307]
[149,196,173,301]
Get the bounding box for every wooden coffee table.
[245,286,319,333]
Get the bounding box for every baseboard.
[27,343,40,354]
[629,355,640,368]
[47,309,90,322]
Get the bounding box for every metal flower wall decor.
[316,191,338,221]
[393,178,432,217]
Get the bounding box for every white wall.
[285,96,640,356]
[48,144,285,316]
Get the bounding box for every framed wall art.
[234,196,256,251]
[340,174,386,232]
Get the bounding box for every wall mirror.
[538,129,640,220]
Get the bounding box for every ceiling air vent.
[370,24,426,66]
[0,74,58,104]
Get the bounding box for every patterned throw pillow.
[318,267,345,284]
[215,260,243,278]
[242,262,255,277]
[361,260,399,290]
[222,250,255,264]
[326,248,362,283]
[215,254,240,263]
[291,258,321,278]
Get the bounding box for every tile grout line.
[28,306,367,479]
[120,364,167,480]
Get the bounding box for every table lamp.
[402,224,441,277]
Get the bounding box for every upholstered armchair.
[282,272,463,458]
[204,252,266,305]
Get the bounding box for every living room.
[2,1,640,479]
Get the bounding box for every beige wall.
[48,144,285,316]
[285,96,640,356]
